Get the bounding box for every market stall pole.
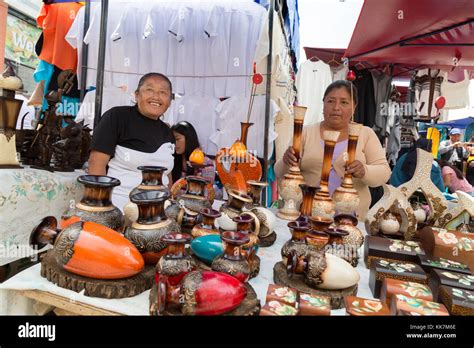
[79,0,91,103]
[93,0,108,129]
[261,0,274,207]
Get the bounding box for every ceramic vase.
[277,106,307,221]
[282,220,312,274]
[248,206,276,239]
[166,175,212,233]
[124,166,169,226]
[324,227,357,266]
[233,213,260,277]
[124,190,181,265]
[298,184,319,222]
[155,232,196,311]
[312,131,339,220]
[217,189,253,230]
[307,216,332,251]
[332,123,361,215]
[191,208,221,238]
[246,180,269,207]
[61,175,124,231]
[211,231,251,282]
[30,216,144,279]
[152,271,247,315]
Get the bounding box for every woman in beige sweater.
[275,80,391,220]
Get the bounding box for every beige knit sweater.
[274,123,391,220]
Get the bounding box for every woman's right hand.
[283,146,298,167]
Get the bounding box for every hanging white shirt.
[170,96,220,156]
[81,4,124,89]
[253,10,295,107]
[296,60,332,125]
[75,87,134,131]
[331,65,349,82]
[441,70,470,110]
[110,3,151,91]
[210,95,279,159]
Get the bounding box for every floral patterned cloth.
[0,168,83,266]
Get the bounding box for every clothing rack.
[87,0,289,207]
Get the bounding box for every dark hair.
[402,138,432,181]
[135,72,173,94]
[171,121,201,183]
[323,80,358,105]
[438,160,464,180]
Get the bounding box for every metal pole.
[93,0,108,128]
[262,0,274,207]
[347,18,474,61]
[79,0,90,102]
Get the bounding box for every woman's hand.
[283,146,298,167]
[346,160,366,178]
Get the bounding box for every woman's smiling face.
[135,76,172,119]
[322,87,355,130]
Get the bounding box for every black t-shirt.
[91,106,175,156]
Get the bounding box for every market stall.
[0,203,372,316]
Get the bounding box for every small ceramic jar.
[211,231,251,282]
[282,220,312,274]
[191,208,221,238]
[124,190,181,265]
[61,175,124,231]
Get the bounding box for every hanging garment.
[274,97,293,164]
[253,10,296,107]
[427,127,441,158]
[331,65,348,82]
[67,3,124,89]
[75,87,134,131]
[110,3,151,91]
[171,96,221,156]
[210,95,279,159]
[441,70,470,110]
[204,2,266,97]
[296,60,332,125]
[353,68,376,127]
[414,69,444,118]
[371,70,392,142]
[37,2,83,71]
[33,60,54,111]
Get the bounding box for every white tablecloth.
[0,204,373,315]
[0,167,84,266]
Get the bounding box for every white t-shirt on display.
[296,60,332,125]
[170,96,220,156]
[75,87,134,131]
[210,95,279,159]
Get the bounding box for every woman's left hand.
[346,160,366,178]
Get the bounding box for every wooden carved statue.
[52,119,85,171]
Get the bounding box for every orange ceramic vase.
[30,216,144,279]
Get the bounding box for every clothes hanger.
[327,53,341,66]
[354,61,367,70]
[309,55,320,62]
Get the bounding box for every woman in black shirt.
[88,73,175,210]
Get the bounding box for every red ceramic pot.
[30,216,144,279]
[156,271,246,315]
